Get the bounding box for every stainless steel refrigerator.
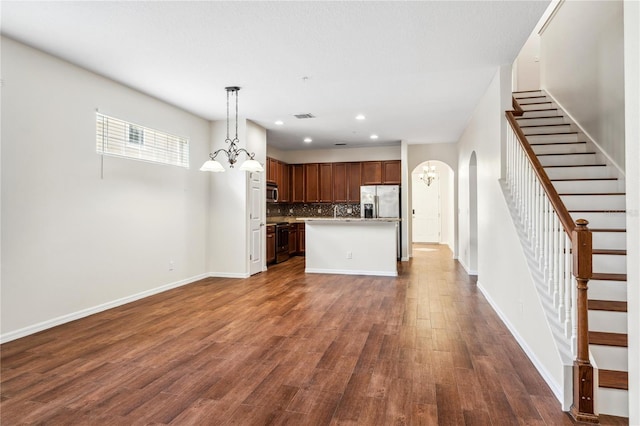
[361,185,401,258]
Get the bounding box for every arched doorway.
[469,152,478,274]
[411,160,455,251]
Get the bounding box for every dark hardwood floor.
[0,245,627,425]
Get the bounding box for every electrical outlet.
[317,208,322,213]
[347,207,352,214]
[169,261,175,271]
[347,251,352,259]
[289,208,293,213]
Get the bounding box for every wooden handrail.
[505,110,576,236]
[507,96,597,423]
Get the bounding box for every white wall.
[206,118,267,277]
[513,32,541,91]
[267,145,400,164]
[1,37,211,340]
[457,66,566,402]
[624,0,640,422]
[540,0,626,170]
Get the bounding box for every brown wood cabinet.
[288,224,297,255]
[304,163,319,203]
[279,162,290,202]
[347,162,362,203]
[332,163,347,203]
[361,161,383,185]
[318,163,333,203]
[266,225,276,264]
[267,157,277,184]
[291,164,305,203]
[361,160,401,185]
[298,223,305,254]
[382,160,401,184]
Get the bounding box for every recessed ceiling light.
[275,120,284,125]
[355,114,366,120]
[370,134,379,139]
[304,137,312,143]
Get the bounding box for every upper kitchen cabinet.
[347,162,362,202]
[278,161,290,202]
[361,161,382,185]
[361,160,401,185]
[382,160,401,184]
[332,163,347,203]
[304,163,319,203]
[318,163,333,203]
[291,164,305,202]
[267,157,278,184]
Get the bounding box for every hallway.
[0,245,610,424]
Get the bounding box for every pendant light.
[200,86,264,173]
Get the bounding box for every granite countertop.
[297,217,401,222]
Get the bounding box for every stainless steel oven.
[275,222,290,263]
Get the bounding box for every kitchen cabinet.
[267,157,277,184]
[266,225,276,264]
[318,163,333,203]
[291,164,305,203]
[361,161,383,185]
[361,160,401,185]
[382,160,401,184]
[347,162,362,202]
[332,163,347,203]
[298,223,305,254]
[304,163,319,203]
[289,224,297,255]
[279,161,290,202]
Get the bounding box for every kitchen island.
[298,218,400,277]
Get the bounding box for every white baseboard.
[208,271,250,279]
[476,280,564,405]
[305,268,397,277]
[0,273,210,344]
[457,258,477,276]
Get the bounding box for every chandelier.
[200,86,264,173]
[420,163,437,186]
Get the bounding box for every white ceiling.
[1,1,549,151]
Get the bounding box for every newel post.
[570,219,598,423]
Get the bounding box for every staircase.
[510,90,628,419]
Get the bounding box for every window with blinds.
[96,113,189,168]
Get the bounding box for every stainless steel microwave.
[266,182,279,203]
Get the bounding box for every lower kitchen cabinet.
[289,224,297,255]
[298,223,305,254]
[266,225,276,264]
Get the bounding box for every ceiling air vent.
[334,143,347,146]
[294,113,315,119]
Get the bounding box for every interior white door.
[412,173,441,243]
[249,171,263,275]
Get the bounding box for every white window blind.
[96,112,189,168]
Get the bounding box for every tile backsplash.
[267,203,360,219]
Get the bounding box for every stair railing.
[505,99,597,423]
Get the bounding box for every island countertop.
[297,217,401,222]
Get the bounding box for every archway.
[469,152,478,274]
[411,160,455,252]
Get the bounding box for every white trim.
[0,273,210,344]
[543,90,625,177]
[538,0,565,36]
[457,258,477,276]
[209,271,251,279]
[401,256,410,262]
[476,280,565,406]
[305,268,397,277]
